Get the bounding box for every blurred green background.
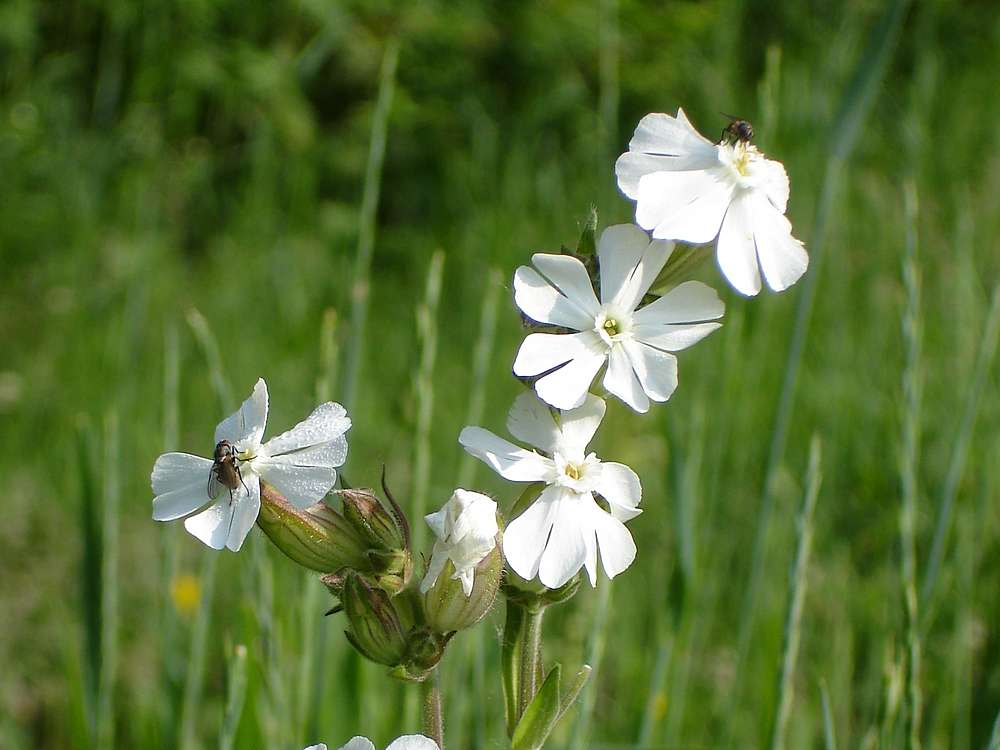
[3,0,1000,748]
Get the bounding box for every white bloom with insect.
[305,735,439,750]
[460,392,641,589]
[420,489,499,596]
[615,108,808,296]
[151,378,351,551]
[513,223,723,413]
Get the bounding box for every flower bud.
[341,572,413,667]
[340,486,408,552]
[257,482,370,573]
[423,542,502,632]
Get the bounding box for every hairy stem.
[518,606,546,718]
[422,669,444,749]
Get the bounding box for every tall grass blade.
[899,180,924,750]
[821,680,839,750]
[340,38,400,410]
[769,436,822,750]
[76,419,101,741]
[921,284,1000,610]
[302,308,340,743]
[158,324,183,744]
[179,309,234,750]
[96,411,120,750]
[733,0,912,716]
[569,580,611,750]
[219,645,249,750]
[452,267,502,747]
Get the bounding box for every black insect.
[207,439,249,501]
[720,115,754,145]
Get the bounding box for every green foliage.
[3,1,1000,748]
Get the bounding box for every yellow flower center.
[602,317,620,337]
[564,463,583,481]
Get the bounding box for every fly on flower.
[207,439,248,501]
[151,378,351,551]
[720,114,753,144]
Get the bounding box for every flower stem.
[422,669,444,749]
[518,605,546,718]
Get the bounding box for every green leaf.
[511,664,562,750]
[556,665,592,723]
[576,207,598,256]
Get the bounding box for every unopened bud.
[340,485,408,552]
[257,482,369,573]
[424,542,502,632]
[341,572,412,667]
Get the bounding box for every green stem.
[518,606,545,719]
[501,602,525,737]
[422,669,444,749]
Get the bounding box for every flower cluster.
[149,104,805,747]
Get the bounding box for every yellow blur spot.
[653,692,668,721]
[170,573,202,617]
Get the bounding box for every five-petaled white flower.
[615,108,808,296]
[513,223,723,413]
[151,378,351,551]
[304,735,439,750]
[459,391,641,589]
[420,489,499,596]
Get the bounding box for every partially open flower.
[616,108,808,296]
[151,379,350,551]
[420,489,503,632]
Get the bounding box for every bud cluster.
[257,478,506,681]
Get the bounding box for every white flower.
[615,108,808,296]
[151,378,351,551]
[512,223,723,413]
[305,736,438,750]
[459,392,641,588]
[420,489,499,596]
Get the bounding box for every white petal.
[556,394,606,455]
[151,452,214,494]
[255,460,337,509]
[752,155,790,213]
[263,402,351,458]
[593,461,642,520]
[385,735,440,750]
[533,349,607,410]
[420,545,450,593]
[633,280,725,325]
[538,491,589,588]
[717,192,762,296]
[304,745,328,750]
[503,486,561,581]
[530,254,600,316]
[597,224,673,312]
[512,331,602,378]
[263,437,348,469]
[615,110,719,196]
[751,193,809,292]
[623,339,678,403]
[506,390,560,455]
[590,503,637,579]
[152,480,211,522]
[226,474,261,551]
[215,378,269,446]
[637,169,733,244]
[514,266,594,330]
[184,498,235,550]
[151,453,213,521]
[632,321,721,352]
[338,739,376,750]
[602,344,648,413]
[459,427,553,482]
